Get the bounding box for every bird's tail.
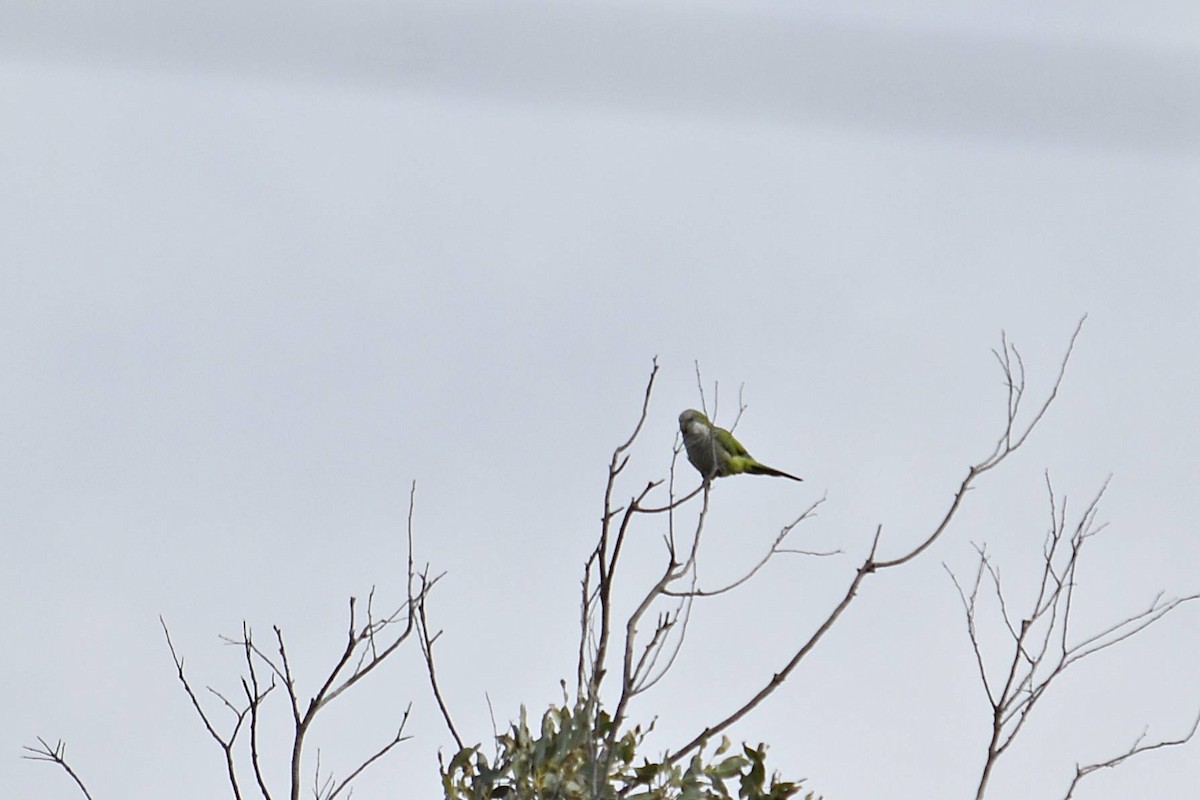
[747,463,803,482]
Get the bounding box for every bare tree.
[28,482,436,800]
[463,318,1095,799]
[34,318,1196,800]
[948,475,1200,800]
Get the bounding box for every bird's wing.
[713,427,750,457]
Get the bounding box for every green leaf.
[711,755,747,779]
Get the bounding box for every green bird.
[678,409,803,483]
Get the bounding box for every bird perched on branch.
[678,409,803,483]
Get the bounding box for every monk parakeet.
[678,409,803,482]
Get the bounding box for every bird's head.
[678,409,710,434]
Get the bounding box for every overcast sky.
[4,3,1200,799]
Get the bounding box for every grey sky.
[4,2,1200,149]
[4,3,1199,799]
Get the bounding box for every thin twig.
[1061,712,1200,799]
[419,587,464,750]
[162,617,249,800]
[662,497,827,598]
[328,705,414,799]
[21,738,95,800]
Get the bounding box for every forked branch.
[22,738,95,800]
[949,477,1200,800]
[1061,712,1200,799]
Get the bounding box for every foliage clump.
[442,700,812,800]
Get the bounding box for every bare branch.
[162,617,249,800]
[634,596,695,695]
[728,383,747,433]
[636,483,703,514]
[158,475,430,800]
[419,585,464,750]
[328,704,414,799]
[876,315,1086,570]
[693,360,710,419]
[242,625,274,800]
[950,475,1199,800]
[945,557,996,707]
[22,737,95,800]
[606,486,712,740]
[311,750,333,800]
[1061,712,1200,800]
[591,358,660,705]
[666,526,885,764]
[614,358,659,465]
[988,316,1084,463]
[662,497,827,598]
